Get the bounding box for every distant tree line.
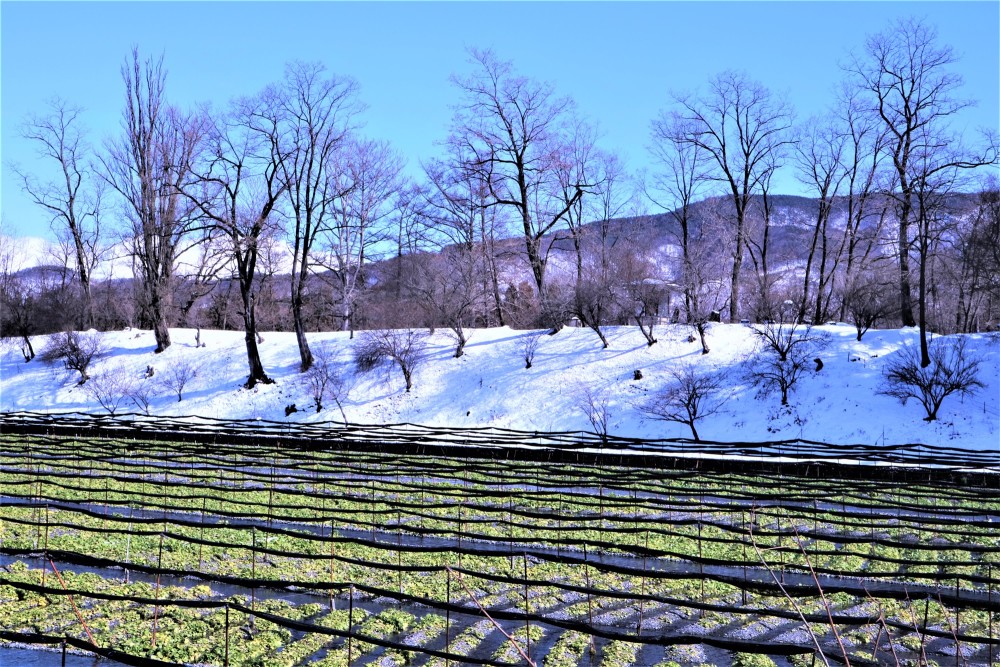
[2,17,997,387]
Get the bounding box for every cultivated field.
[0,421,998,666]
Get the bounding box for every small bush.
[879,337,983,421]
[354,329,427,392]
[302,346,354,422]
[40,330,106,384]
[732,653,777,667]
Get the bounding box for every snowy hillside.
[1,324,997,451]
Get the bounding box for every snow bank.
[1,324,997,451]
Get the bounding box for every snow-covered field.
[1,324,997,451]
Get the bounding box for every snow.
[1,324,997,453]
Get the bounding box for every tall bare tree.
[101,48,207,353]
[907,125,995,366]
[318,137,403,336]
[649,112,708,327]
[422,143,509,326]
[794,115,847,324]
[181,96,287,387]
[834,87,890,322]
[672,71,792,322]
[849,17,995,328]
[14,99,104,329]
[269,61,361,370]
[450,49,588,319]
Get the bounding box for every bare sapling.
[640,365,730,441]
[162,359,198,402]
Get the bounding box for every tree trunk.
[897,197,917,327]
[293,306,313,372]
[150,277,171,353]
[729,210,745,323]
[242,291,272,389]
[918,235,930,368]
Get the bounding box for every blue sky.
[2,1,998,240]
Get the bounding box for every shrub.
[879,337,983,421]
[521,333,542,369]
[354,329,427,393]
[40,330,106,384]
[302,346,354,422]
[576,385,611,443]
[745,322,827,406]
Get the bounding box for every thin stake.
[445,568,451,667]
[524,552,530,661]
[199,494,206,570]
[329,520,336,611]
[152,531,164,650]
[48,558,96,647]
[348,585,354,664]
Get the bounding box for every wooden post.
[347,585,354,664]
[637,529,648,636]
[251,527,256,613]
[224,604,230,667]
[199,494,206,570]
[445,569,451,667]
[523,552,530,661]
[329,520,336,611]
[152,531,164,650]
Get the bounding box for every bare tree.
[422,142,509,326]
[84,367,135,415]
[672,71,793,322]
[0,240,37,361]
[615,248,666,347]
[271,61,362,370]
[302,345,353,422]
[101,48,207,353]
[354,329,427,393]
[649,112,708,328]
[409,248,481,357]
[641,365,730,441]
[879,337,982,421]
[318,137,403,336]
[745,321,827,406]
[843,270,896,341]
[162,359,197,402]
[572,251,617,349]
[848,17,998,329]
[833,86,889,323]
[794,115,847,324]
[521,332,542,369]
[953,185,1000,331]
[576,384,611,443]
[181,95,287,388]
[450,49,589,316]
[751,320,826,363]
[40,330,106,385]
[14,99,105,329]
[745,348,813,408]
